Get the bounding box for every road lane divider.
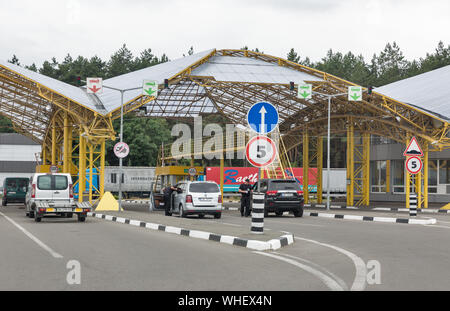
[87,212,294,251]
[0,211,63,259]
[304,211,436,225]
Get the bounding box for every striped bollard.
[409,193,417,217]
[251,193,265,234]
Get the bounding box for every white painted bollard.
[409,193,417,217]
[251,193,265,234]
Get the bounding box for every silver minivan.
[25,173,91,222]
[170,181,222,218]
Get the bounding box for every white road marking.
[435,220,450,224]
[253,251,345,291]
[424,224,450,230]
[284,234,367,291]
[272,251,349,291]
[0,211,63,259]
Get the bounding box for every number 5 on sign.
[405,156,422,175]
[246,135,277,168]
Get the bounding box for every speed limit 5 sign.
[405,156,423,175]
[245,135,277,167]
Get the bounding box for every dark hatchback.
[2,177,29,206]
[253,179,304,217]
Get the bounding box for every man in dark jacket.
[238,179,252,217]
[163,184,178,216]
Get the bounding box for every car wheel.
[179,204,185,218]
[264,209,269,217]
[26,212,29,217]
[29,211,34,218]
[77,215,86,222]
[34,213,41,222]
[275,211,283,216]
[293,209,303,217]
[214,213,221,219]
[2,199,6,206]
[198,214,204,219]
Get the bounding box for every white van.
[25,173,91,222]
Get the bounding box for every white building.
[0,133,41,187]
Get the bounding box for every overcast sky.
[1,0,449,67]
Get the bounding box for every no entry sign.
[245,135,277,167]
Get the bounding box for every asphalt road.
[1,202,450,291]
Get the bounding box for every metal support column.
[63,113,69,173]
[42,144,47,165]
[416,168,422,209]
[362,132,370,206]
[317,136,323,204]
[78,132,86,203]
[51,118,56,165]
[405,138,411,208]
[88,143,93,204]
[302,132,309,204]
[100,139,105,198]
[220,157,224,203]
[346,123,354,206]
[423,143,429,208]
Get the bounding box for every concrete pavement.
[2,202,450,290]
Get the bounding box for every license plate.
[57,208,72,212]
[282,193,294,197]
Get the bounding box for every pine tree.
[287,48,300,63]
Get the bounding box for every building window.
[392,160,405,193]
[439,160,450,184]
[428,160,438,193]
[111,173,117,184]
[371,160,387,193]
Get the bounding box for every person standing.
[163,184,177,216]
[238,178,252,217]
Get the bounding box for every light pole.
[312,91,347,210]
[102,85,141,212]
[81,80,141,212]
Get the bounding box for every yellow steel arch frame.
[1,48,450,208]
[0,63,116,203]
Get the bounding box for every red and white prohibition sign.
[245,135,277,168]
[405,156,423,175]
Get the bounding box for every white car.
[170,181,222,218]
[25,173,91,222]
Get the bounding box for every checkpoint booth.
[149,165,205,210]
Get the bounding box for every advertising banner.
[205,167,317,192]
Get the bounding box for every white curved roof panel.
[0,59,97,113]
[97,49,216,113]
[191,55,323,84]
[376,65,450,121]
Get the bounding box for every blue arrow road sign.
[247,102,279,134]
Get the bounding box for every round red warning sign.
[405,156,423,175]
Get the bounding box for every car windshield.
[189,183,220,193]
[270,180,301,191]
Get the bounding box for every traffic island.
[87,210,294,251]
